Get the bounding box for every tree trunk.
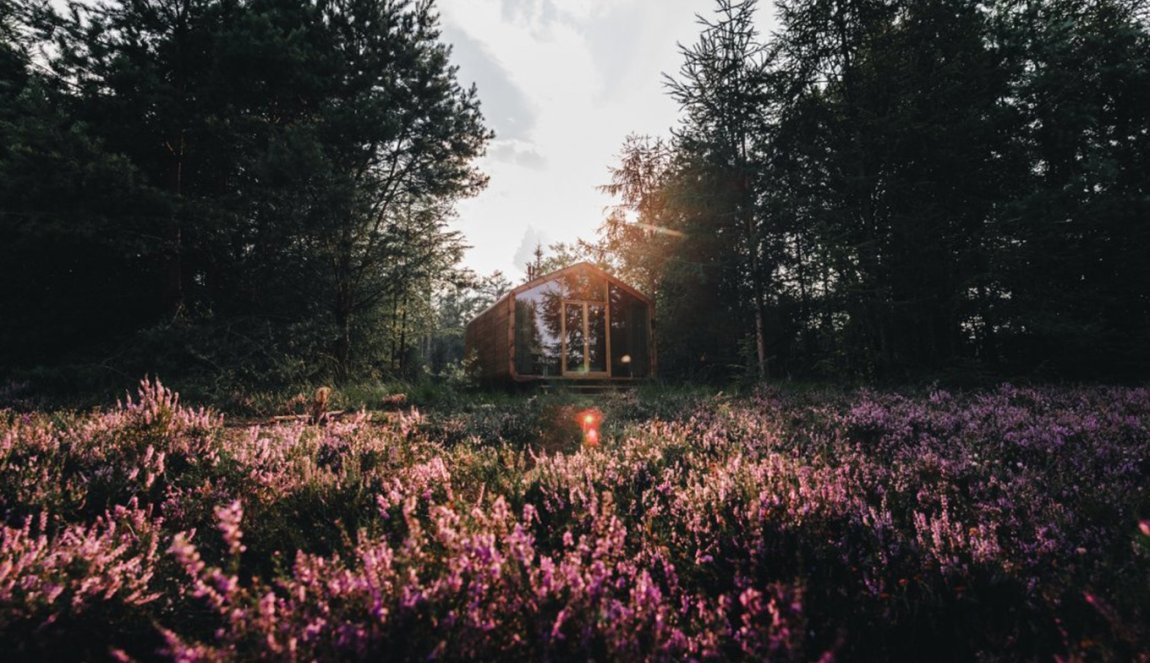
[334,246,354,381]
[398,293,409,375]
[165,132,186,319]
[389,291,399,371]
[754,288,768,379]
[334,302,352,382]
[743,161,767,380]
[165,223,184,318]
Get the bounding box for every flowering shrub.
[0,378,1148,660]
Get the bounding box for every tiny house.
[465,262,655,383]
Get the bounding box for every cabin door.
[561,301,608,377]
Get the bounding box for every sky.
[435,0,777,280]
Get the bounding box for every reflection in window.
[587,303,607,372]
[564,303,586,373]
[515,281,562,376]
[514,270,649,379]
[558,271,606,301]
[609,284,649,378]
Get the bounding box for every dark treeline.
[3,0,1148,392]
[593,0,1150,382]
[0,0,503,392]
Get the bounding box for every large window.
[609,284,650,378]
[514,281,563,376]
[562,301,608,374]
[514,269,648,378]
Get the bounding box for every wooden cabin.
[465,262,655,383]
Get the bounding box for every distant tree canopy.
[598,0,1150,382]
[0,0,493,390]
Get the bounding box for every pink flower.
[215,500,246,557]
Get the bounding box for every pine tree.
[1,0,491,385]
[666,0,777,378]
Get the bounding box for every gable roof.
[513,261,651,303]
[469,261,652,324]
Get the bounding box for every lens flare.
[578,409,602,447]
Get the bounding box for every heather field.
[2,381,1149,661]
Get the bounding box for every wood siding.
[465,294,513,380]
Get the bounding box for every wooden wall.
[464,295,512,380]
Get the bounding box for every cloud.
[582,2,648,103]
[489,140,548,169]
[440,22,537,141]
[499,0,560,28]
[513,226,549,270]
[436,0,780,277]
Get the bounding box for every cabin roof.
[469,261,652,324]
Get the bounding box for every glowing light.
[631,221,686,238]
[621,354,632,364]
[578,409,602,447]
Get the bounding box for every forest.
[592,0,1150,382]
[0,0,499,396]
[2,0,1148,396]
[2,1,1150,660]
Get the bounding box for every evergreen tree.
[597,134,676,299]
[998,0,1150,377]
[598,0,1150,381]
[666,0,777,378]
[0,0,491,388]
